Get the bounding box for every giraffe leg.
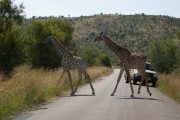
[145,76,152,96]
[137,70,145,94]
[74,69,82,94]
[137,72,152,96]
[56,69,65,86]
[67,70,74,96]
[125,68,134,97]
[137,77,144,94]
[82,70,95,95]
[111,68,124,96]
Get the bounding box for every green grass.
[157,74,180,103]
[0,65,112,119]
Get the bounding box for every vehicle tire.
[142,81,146,86]
[152,81,156,87]
[133,77,137,85]
[125,76,129,83]
[125,78,129,83]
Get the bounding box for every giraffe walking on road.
[94,32,152,97]
[45,36,95,95]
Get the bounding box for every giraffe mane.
[104,35,131,55]
[52,36,73,56]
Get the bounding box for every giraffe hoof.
[70,93,75,96]
[149,93,152,96]
[137,91,141,94]
[130,95,134,97]
[110,93,114,96]
[92,92,95,95]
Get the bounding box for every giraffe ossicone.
[94,32,152,97]
[46,35,95,96]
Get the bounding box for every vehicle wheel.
[125,78,129,83]
[142,81,146,86]
[133,78,137,85]
[152,81,156,87]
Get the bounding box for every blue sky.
[14,0,180,18]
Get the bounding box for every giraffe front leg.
[111,68,124,96]
[67,70,74,96]
[56,69,65,87]
[73,69,82,94]
[125,68,134,97]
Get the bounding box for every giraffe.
[94,32,152,97]
[45,35,95,95]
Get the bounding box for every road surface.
[13,69,180,120]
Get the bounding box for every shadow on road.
[117,97,164,102]
[64,94,96,97]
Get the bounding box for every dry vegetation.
[0,65,112,119]
[157,74,180,103]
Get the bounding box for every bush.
[80,48,111,67]
[0,0,24,73]
[26,18,74,68]
[0,25,24,73]
[148,39,179,73]
[98,54,111,68]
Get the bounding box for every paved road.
[13,69,180,120]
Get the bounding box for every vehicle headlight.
[153,73,157,78]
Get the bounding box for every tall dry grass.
[158,74,180,103]
[0,65,112,119]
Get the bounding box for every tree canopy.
[0,0,24,73]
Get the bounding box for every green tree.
[0,0,24,73]
[98,54,111,68]
[148,39,179,73]
[171,40,180,75]
[80,48,112,67]
[26,18,74,68]
[80,48,100,67]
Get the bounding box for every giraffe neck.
[51,37,72,58]
[104,36,131,56]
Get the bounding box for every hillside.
[70,14,180,63]
[25,14,180,64]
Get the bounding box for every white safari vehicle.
[124,62,158,87]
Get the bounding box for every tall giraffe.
[45,35,95,95]
[94,32,152,97]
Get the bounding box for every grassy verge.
[157,74,180,103]
[0,65,112,119]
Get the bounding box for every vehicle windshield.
[146,63,153,70]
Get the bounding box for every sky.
[14,0,180,18]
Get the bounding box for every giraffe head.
[94,32,105,42]
[44,35,54,43]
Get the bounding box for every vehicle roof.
[146,62,151,64]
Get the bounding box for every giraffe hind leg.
[82,70,95,95]
[145,78,152,96]
[138,73,152,96]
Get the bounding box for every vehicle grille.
[147,73,153,78]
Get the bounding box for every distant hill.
[69,14,180,63]
[27,14,180,64]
